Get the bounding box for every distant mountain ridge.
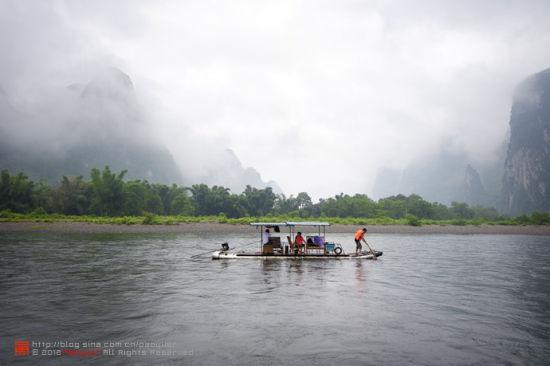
[185,148,282,194]
[372,147,500,207]
[0,68,281,193]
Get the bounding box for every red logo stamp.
[14,340,30,356]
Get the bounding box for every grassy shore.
[2,221,550,235]
[1,211,549,227]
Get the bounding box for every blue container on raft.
[324,242,335,252]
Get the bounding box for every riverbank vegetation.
[1,167,549,226]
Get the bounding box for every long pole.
[364,240,378,260]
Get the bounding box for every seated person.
[262,229,271,245]
[295,232,305,253]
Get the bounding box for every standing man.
[354,227,367,255]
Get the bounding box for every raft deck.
[212,250,383,260]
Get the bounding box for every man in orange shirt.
[354,227,367,255]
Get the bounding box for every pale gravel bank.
[1,222,550,235]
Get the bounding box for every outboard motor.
[221,242,230,252]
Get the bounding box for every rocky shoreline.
[1,222,550,235]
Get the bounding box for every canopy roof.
[249,222,287,227]
[250,221,331,227]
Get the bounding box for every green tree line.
[0,166,537,222]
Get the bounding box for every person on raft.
[295,231,306,253]
[354,227,368,255]
[262,228,271,245]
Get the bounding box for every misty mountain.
[0,68,182,184]
[372,144,501,207]
[182,148,283,194]
[464,164,488,206]
[373,67,550,215]
[502,68,550,215]
[0,68,281,193]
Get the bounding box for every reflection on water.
[1,233,549,365]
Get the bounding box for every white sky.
[1,0,550,199]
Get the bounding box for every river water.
[1,233,549,365]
